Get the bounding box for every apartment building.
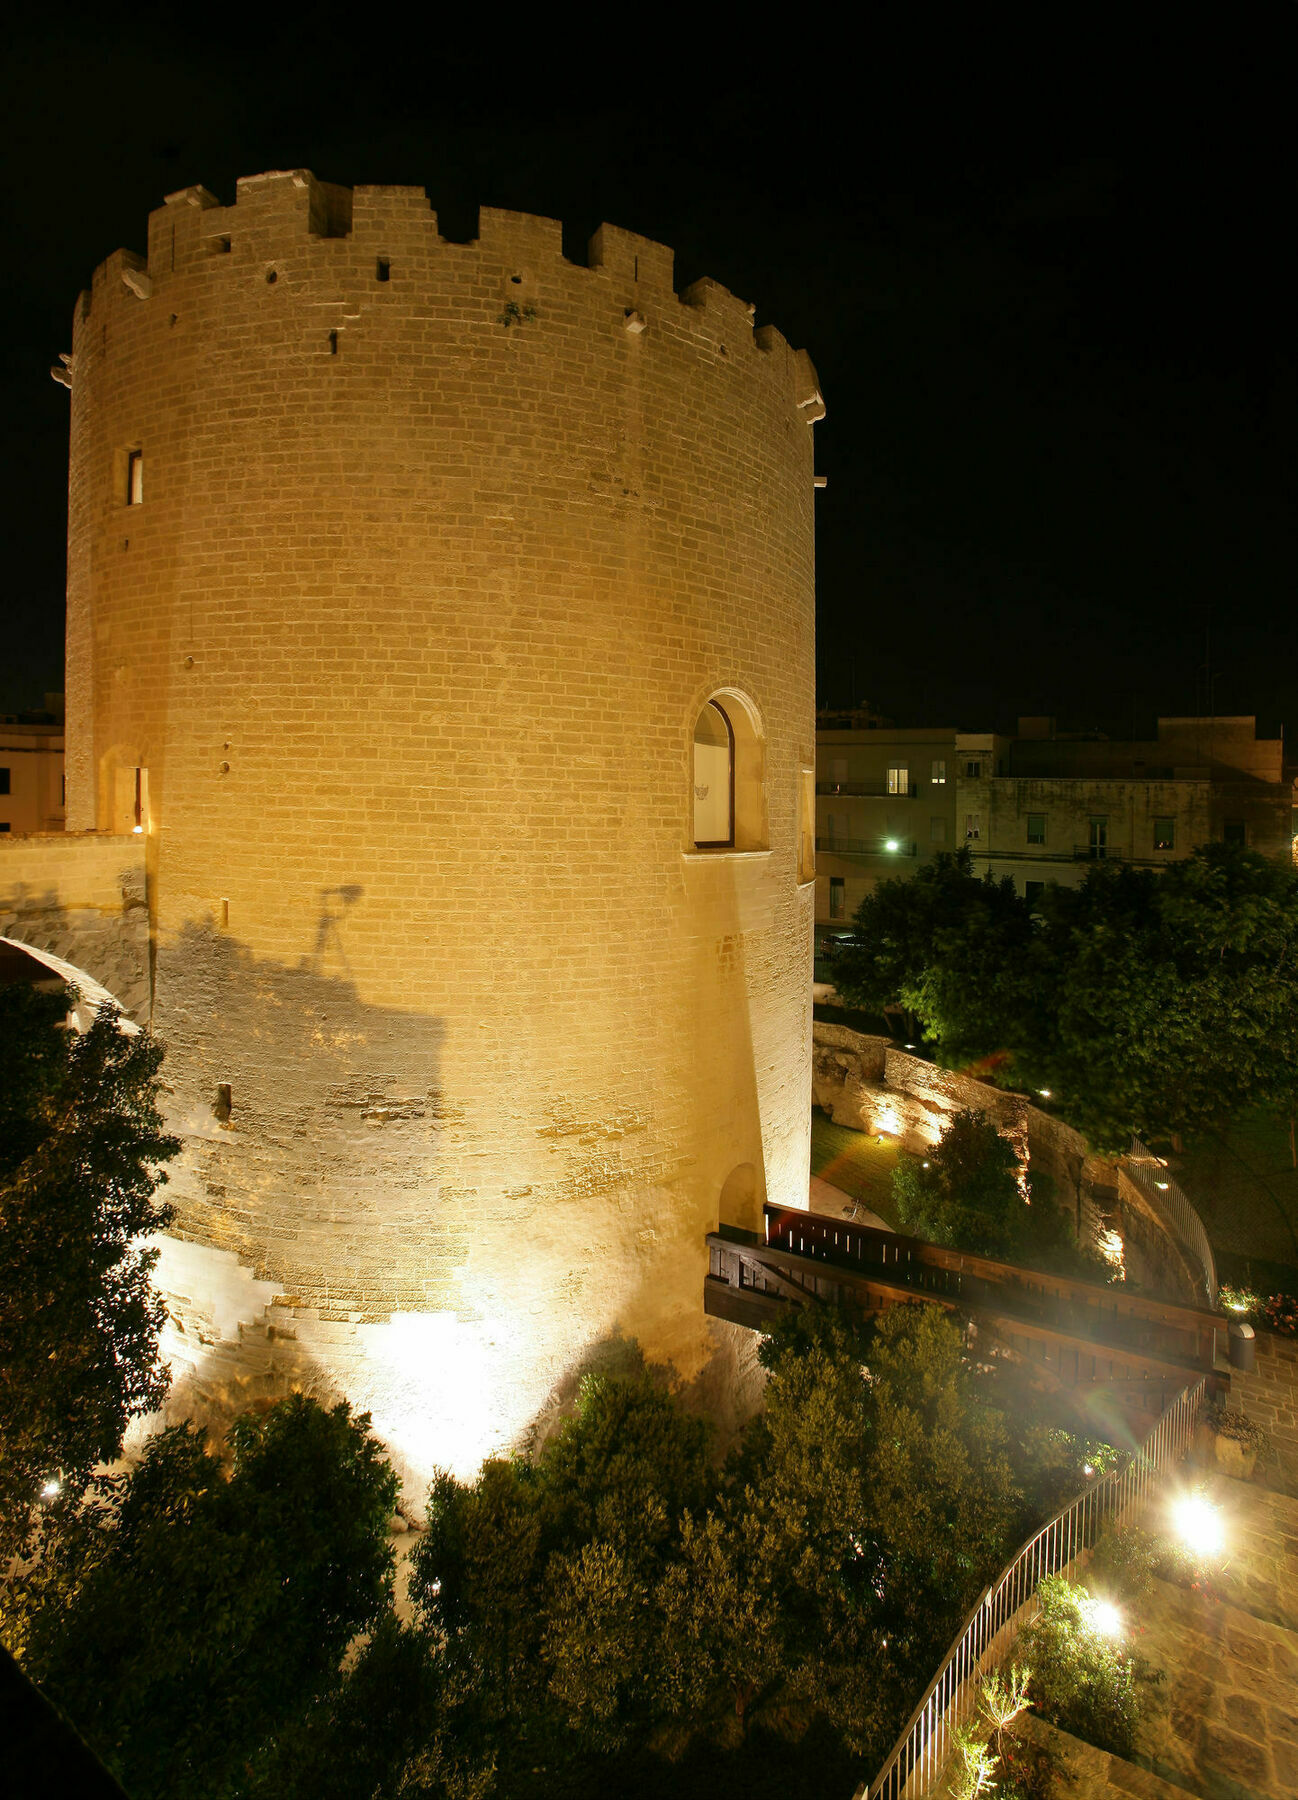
[0,695,65,834]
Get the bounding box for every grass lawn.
[1169,1105,1298,1293]
[810,1108,901,1226]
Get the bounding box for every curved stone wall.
[60,172,822,1485]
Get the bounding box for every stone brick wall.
[1229,1329,1298,1494]
[54,172,821,1486]
[0,831,149,1017]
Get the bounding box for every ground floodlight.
[1173,1492,1223,1556]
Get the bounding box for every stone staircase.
[1024,1475,1298,1800]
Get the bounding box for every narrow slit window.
[214,1083,233,1126]
[376,257,391,282]
[693,702,734,847]
[328,330,338,355]
[127,450,144,506]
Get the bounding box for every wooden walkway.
[707,1204,1230,1416]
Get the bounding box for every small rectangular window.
[1088,817,1108,858]
[963,760,983,778]
[0,823,10,834]
[0,768,9,795]
[965,813,981,839]
[931,759,946,784]
[214,1083,233,1126]
[1223,820,1247,847]
[930,816,947,843]
[829,876,845,919]
[127,449,144,506]
[1153,817,1176,850]
[376,257,391,282]
[1027,812,1046,846]
[887,764,909,795]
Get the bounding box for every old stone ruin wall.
[811,1023,1203,1302]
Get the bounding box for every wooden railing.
[859,1375,1208,1800]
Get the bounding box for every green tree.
[891,1109,1098,1274]
[0,983,179,1559]
[13,1396,398,1800]
[409,1372,716,1760]
[891,1109,1028,1259]
[832,843,1298,1150]
[828,850,1033,1064]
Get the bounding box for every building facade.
[0,697,66,835]
[51,171,823,1491]
[961,717,1295,899]
[816,713,1296,926]
[814,720,959,929]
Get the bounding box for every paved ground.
[1128,1474,1298,1800]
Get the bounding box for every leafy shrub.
[948,1668,1063,1800]
[892,1110,1108,1279]
[1086,1524,1158,1605]
[1017,1577,1163,1758]
[1218,1283,1260,1317]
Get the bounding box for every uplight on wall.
[1173,1492,1223,1557]
[884,838,900,852]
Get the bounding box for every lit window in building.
[829,876,845,919]
[931,759,946,784]
[693,702,734,847]
[1153,817,1176,850]
[1027,812,1046,846]
[127,450,144,506]
[887,764,909,795]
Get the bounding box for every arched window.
[693,702,734,847]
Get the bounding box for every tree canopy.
[0,983,179,1559]
[828,844,1298,1149]
[10,1396,398,1800]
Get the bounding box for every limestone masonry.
[47,171,822,1490]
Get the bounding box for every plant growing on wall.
[1016,1576,1163,1758]
[0,983,179,1563]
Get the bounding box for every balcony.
[817,781,920,798]
[816,836,918,858]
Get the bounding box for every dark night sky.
[3,11,1294,734]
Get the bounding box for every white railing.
[1123,1137,1218,1309]
[860,1375,1208,1800]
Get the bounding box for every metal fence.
[1123,1137,1218,1310]
[861,1374,1208,1800]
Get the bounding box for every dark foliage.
[830,843,1298,1150]
[14,1396,398,1800]
[0,984,179,1559]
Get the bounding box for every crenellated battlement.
[74,170,821,419]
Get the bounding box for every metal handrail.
[1123,1137,1218,1310]
[860,1374,1208,1800]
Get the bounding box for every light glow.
[1085,1597,1123,1638]
[1037,1088,1052,1098]
[884,839,900,852]
[41,1478,60,1498]
[1173,1492,1223,1557]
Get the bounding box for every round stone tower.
[62,171,823,1488]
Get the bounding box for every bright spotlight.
[1037,1088,1052,1098]
[884,838,900,852]
[1086,1598,1122,1638]
[1173,1492,1223,1556]
[40,1479,60,1499]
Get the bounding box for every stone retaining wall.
[1230,1329,1298,1494]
